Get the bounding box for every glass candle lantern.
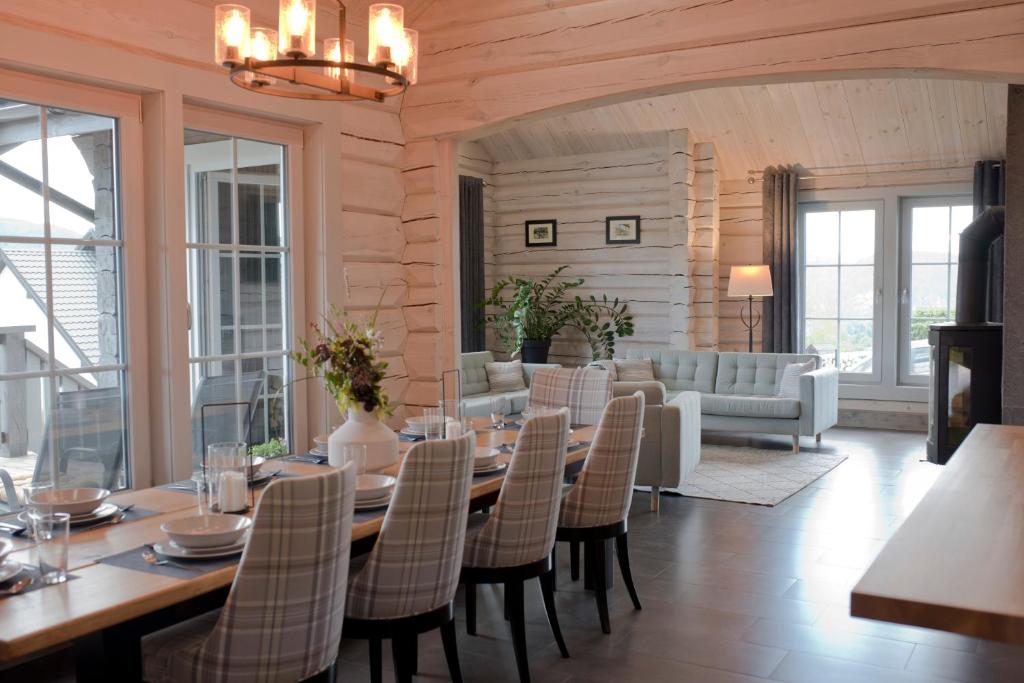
[215,4,251,66]
[368,3,404,66]
[393,28,418,85]
[279,0,316,58]
[207,442,250,513]
[247,27,278,86]
[324,37,355,81]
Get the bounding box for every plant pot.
[521,338,552,364]
[327,408,400,472]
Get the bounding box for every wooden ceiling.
[474,78,1008,179]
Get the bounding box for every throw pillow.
[777,360,816,398]
[586,360,618,381]
[614,358,656,382]
[485,360,527,393]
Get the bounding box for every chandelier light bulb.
[215,5,251,66]
[278,0,316,58]
[368,4,404,66]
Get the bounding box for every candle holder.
[199,401,257,512]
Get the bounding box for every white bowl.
[313,434,329,448]
[0,538,11,563]
[202,456,265,477]
[161,514,253,549]
[474,448,499,468]
[29,487,110,516]
[355,474,396,502]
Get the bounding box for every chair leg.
[440,617,464,683]
[816,432,822,444]
[650,486,660,513]
[792,435,800,453]
[505,579,530,683]
[549,544,558,591]
[539,570,570,658]
[391,632,415,682]
[465,582,477,635]
[590,540,611,634]
[615,533,642,611]
[368,638,383,683]
[569,540,580,582]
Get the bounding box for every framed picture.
[606,215,641,244]
[525,219,557,247]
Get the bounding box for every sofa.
[615,349,839,453]
[459,351,560,417]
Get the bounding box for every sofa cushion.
[700,393,801,420]
[586,360,618,381]
[485,360,527,392]
[777,360,816,398]
[461,390,530,417]
[714,352,819,396]
[625,349,718,393]
[461,351,494,396]
[614,358,655,382]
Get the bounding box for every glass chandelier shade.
[215,4,251,66]
[368,4,405,66]
[279,0,316,57]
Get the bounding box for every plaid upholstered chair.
[526,367,612,426]
[140,465,357,683]
[461,408,572,683]
[344,432,475,683]
[557,391,646,634]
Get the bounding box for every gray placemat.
[286,453,329,464]
[97,545,241,579]
[0,565,79,600]
[158,472,296,496]
[0,506,160,536]
[398,433,425,443]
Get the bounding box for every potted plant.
[481,265,634,363]
[249,437,288,459]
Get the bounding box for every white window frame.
[0,68,152,487]
[181,106,306,472]
[797,199,885,385]
[898,194,973,386]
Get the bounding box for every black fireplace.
[926,207,1004,464]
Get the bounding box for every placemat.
[0,565,80,600]
[158,472,296,495]
[286,453,329,464]
[0,506,160,536]
[97,545,241,580]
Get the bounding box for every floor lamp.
[727,265,774,352]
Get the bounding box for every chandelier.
[214,1,417,102]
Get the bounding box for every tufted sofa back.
[460,351,494,396]
[714,352,820,396]
[624,349,719,394]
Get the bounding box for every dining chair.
[344,432,475,683]
[140,464,357,683]
[461,407,572,683]
[526,367,612,426]
[556,391,646,634]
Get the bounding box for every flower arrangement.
[293,304,393,420]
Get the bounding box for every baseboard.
[838,408,927,432]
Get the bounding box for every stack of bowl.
[354,474,396,511]
[156,514,252,560]
[25,487,117,526]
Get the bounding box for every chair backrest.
[714,352,820,396]
[527,367,612,426]
[34,386,124,490]
[188,465,356,682]
[190,371,265,464]
[560,392,646,529]
[347,432,475,620]
[460,351,495,396]
[464,408,570,569]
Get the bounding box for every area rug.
[676,445,848,506]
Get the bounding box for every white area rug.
[677,445,848,506]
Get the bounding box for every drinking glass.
[30,511,70,584]
[22,482,53,538]
[423,407,444,441]
[342,443,367,475]
[192,471,210,515]
[490,397,510,430]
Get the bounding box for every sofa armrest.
[522,362,561,386]
[665,391,702,485]
[612,380,666,405]
[798,367,839,436]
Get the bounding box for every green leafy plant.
[250,438,288,459]
[481,265,634,360]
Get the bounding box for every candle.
[218,471,248,512]
[445,420,463,439]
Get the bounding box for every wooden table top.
[0,420,595,662]
[851,423,1024,645]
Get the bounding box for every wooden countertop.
[0,421,594,662]
[851,423,1024,644]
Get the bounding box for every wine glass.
[490,397,510,430]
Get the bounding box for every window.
[184,130,292,467]
[799,202,881,379]
[0,98,130,491]
[899,197,973,383]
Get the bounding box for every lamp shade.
[727,265,773,297]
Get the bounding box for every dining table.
[0,418,595,677]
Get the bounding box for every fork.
[142,545,189,570]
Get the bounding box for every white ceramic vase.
[327,407,400,472]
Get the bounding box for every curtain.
[459,175,486,352]
[974,160,1006,323]
[761,165,799,353]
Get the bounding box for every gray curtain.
[974,160,1006,323]
[761,166,799,353]
[459,175,486,352]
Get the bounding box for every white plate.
[0,559,23,584]
[153,538,246,560]
[354,492,392,511]
[474,462,508,476]
[399,429,426,439]
[19,502,121,526]
[356,474,396,502]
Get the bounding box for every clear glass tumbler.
[207,442,248,512]
[489,397,510,430]
[341,443,367,474]
[30,511,70,584]
[422,407,444,440]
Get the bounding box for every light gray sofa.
[619,349,839,452]
[459,351,560,417]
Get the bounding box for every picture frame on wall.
[525,219,557,247]
[606,216,641,244]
